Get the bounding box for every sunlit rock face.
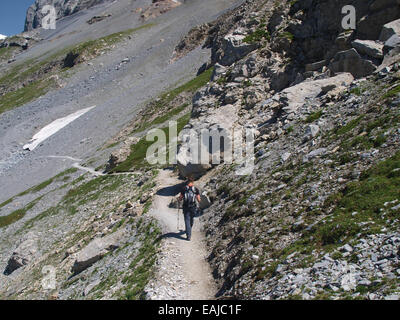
[24,0,114,31]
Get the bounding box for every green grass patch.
[0,79,53,115]
[0,46,19,61]
[23,174,125,230]
[159,67,213,105]
[257,152,400,279]
[64,175,124,205]
[0,24,154,116]
[350,87,365,96]
[119,219,161,300]
[0,196,43,228]
[382,84,400,100]
[111,134,161,172]
[0,198,14,211]
[133,103,189,134]
[315,151,400,245]
[305,110,323,123]
[244,27,270,43]
[0,168,78,212]
[66,24,154,63]
[279,31,294,41]
[334,115,364,135]
[285,126,294,134]
[112,112,190,172]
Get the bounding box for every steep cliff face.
[24,0,114,31]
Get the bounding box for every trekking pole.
[177,200,180,231]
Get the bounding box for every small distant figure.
[178,176,200,241]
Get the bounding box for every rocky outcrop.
[71,229,125,275]
[24,0,114,31]
[260,232,400,299]
[351,40,384,59]
[174,0,400,196]
[328,49,377,78]
[176,139,212,179]
[172,23,211,62]
[170,0,400,300]
[379,19,400,55]
[105,137,139,172]
[86,13,112,25]
[216,33,259,66]
[0,31,41,51]
[380,18,400,42]
[272,73,354,115]
[384,34,400,55]
[3,234,38,275]
[140,0,182,21]
[202,58,400,299]
[357,0,400,40]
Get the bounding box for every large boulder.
[351,40,384,59]
[305,60,327,72]
[71,230,125,275]
[381,18,400,54]
[329,49,377,78]
[3,235,38,275]
[274,73,354,115]
[191,86,219,118]
[216,34,259,66]
[211,63,227,81]
[176,144,212,179]
[177,102,240,179]
[380,18,400,42]
[357,5,400,40]
[383,34,400,55]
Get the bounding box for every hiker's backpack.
[183,186,197,208]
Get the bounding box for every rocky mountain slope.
[175,0,400,299]
[0,0,400,300]
[0,0,244,300]
[24,0,115,31]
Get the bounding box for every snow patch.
[23,106,96,151]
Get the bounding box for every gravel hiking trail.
[146,168,217,300]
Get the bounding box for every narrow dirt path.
[145,168,217,300]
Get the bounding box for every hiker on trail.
[178,176,200,241]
